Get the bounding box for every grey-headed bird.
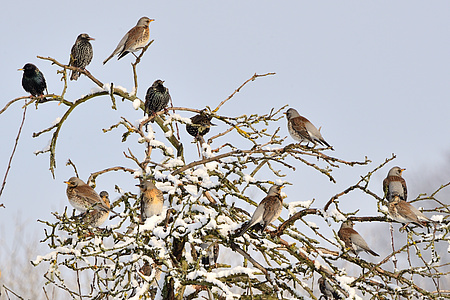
[337,220,379,256]
[81,191,110,227]
[65,177,110,213]
[235,185,284,237]
[285,108,333,150]
[103,17,154,64]
[388,195,433,228]
[383,166,407,202]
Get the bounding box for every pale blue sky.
[1,0,449,295]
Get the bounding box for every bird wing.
[384,176,407,201]
[395,201,423,226]
[290,116,311,140]
[261,195,283,229]
[122,26,145,53]
[75,185,109,211]
[103,32,129,64]
[382,177,389,199]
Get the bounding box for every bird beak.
[149,19,155,22]
[210,122,217,126]
[401,168,406,173]
[64,181,70,185]
[88,37,95,41]
[17,68,23,71]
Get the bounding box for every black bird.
[186,113,215,138]
[199,242,219,269]
[69,33,94,81]
[144,80,171,121]
[18,63,47,97]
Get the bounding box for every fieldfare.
[388,195,433,228]
[144,79,171,120]
[285,108,333,149]
[69,33,94,81]
[383,166,407,202]
[337,220,379,256]
[103,17,154,64]
[65,177,110,213]
[138,179,164,221]
[18,63,47,97]
[318,276,340,300]
[235,185,284,237]
[81,191,110,227]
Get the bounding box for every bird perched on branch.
[235,185,284,237]
[318,276,341,300]
[383,166,407,202]
[337,220,379,256]
[199,242,219,269]
[18,63,47,98]
[285,108,333,150]
[388,195,433,228]
[138,179,164,221]
[81,191,110,227]
[103,17,154,64]
[186,113,215,139]
[69,33,94,81]
[144,79,171,121]
[65,177,111,213]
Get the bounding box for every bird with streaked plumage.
[69,33,94,81]
[81,191,110,227]
[235,185,284,237]
[18,63,47,98]
[337,220,379,256]
[285,108,333,150]
[318,276,341,300]
[186,113,215,139]
[383,166,407,202]
[65,177,111,213]
[103,17,154,64]
[388,195,434,228]
[144,79,171,121]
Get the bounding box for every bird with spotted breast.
[388,195,433,228]
[81,191,110,227]
[144,79,171,121]
[285,108,333,150]
[383,166,407,202]
[138,179,164,221]
[65,177,111,213]
[18,63,47,98]
[337,220,379,256]
[186,113,215,140]
[235,185,284,237]
[69,33,94,81]
[103,17,154,64]
[318,276,341,300]
[199,242,219,269]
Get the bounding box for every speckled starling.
[285,108,333,150]
[186,113,215,138]
[103,17,154,64]
[69,33,94,81]
[318,276,340,300]
[18,63,47,97]
[144,79,171,120]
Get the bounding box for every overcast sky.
[1,0,449,295]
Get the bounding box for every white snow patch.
[133,99,142,110]
[51,117,61,126]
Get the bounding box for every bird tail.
[103,53,115,65]
[70,70,80,81]
[367,249,380,257]
[235,221,252,237]
[320,139,334,150]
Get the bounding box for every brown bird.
[103,17,154,64]
[383,166,407,201]
[81,191,110,227]
[285,108,333,150]
[388,195,433,228]
[138,179,164,221]
[65,177,110,213]
[337,220,379,256]
[235,185,284,237]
